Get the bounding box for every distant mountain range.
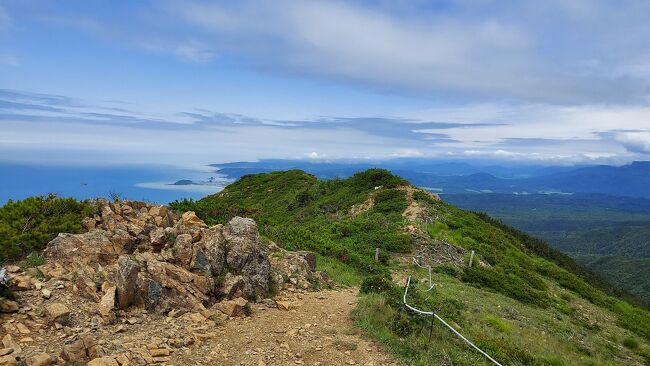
[212,159,650,198]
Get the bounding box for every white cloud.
[613,131,650,154]
[2,89,649,166]
[391,149,423,157]
[6,1,650,103]
[166,0,650,103]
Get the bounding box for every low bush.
[0,194,93,262]
[461,267,550,308]
[372,189,408,214]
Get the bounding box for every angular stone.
[0,355,17,366]
[87,357,119,366]
[98,286,116,317]
[223,217,271,298]
[5,265,20,273]
[0,350,12,357]
[180,212,206,228]
[114,353,130,366]
[149,206,168,218]
[0,299,18,313]
[62,338,86,362]
[116,256,140,309]
[82,217,96,231]
[126,223,144,237]
[1,335,21,355]
[199,226,226,275]
[110,230,136,254]
[15,322,30,334]
[149,227,166,248]
[191,247,211,275]
[296,251,317,272]
[10,275,31,291]
[215,297,248,317]
[45,303,70,324]
[221,274,251,300]
[44,231,122,267]
[24,353,53,366]
[41,289,52,299]
[184,312,207,324]
[276,300,302,311]
[149,348,170,357]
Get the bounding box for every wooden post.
[428,313,435,343]
[375,247,380,262]
[469,250,475,267]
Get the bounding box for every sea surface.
[0,163,232,204]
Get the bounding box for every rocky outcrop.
[264,241,332,291]
[0,199,336,366]
[40,200,273,315]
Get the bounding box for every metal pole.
[469,250,475,267]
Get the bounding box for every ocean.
[0,163,232,204]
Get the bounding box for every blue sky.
[1,0,650,166]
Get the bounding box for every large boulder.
[43,230,128,269]
[115,256,140,309]
[222,217,271,299]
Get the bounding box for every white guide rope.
[403,275,503,366]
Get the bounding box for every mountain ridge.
[212,160,650,198]
[171,168,650,365]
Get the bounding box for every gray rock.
[116,256,140,309]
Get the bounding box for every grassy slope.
[444,193,650,303]
[171,170,650,365]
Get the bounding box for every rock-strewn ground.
[0,200,399,365]
[1,286,400,365]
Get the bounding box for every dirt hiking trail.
[205,288,402,365]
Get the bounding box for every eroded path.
[201,288,402,366]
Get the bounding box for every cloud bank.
[1,89,649,166]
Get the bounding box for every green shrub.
[390,311,413,336]
[372,189,408,214]
[349,169,408,190]
[461,267,550,307]
[432,264,460,277]
[622,336,639,350]
[472,333,536,365]
[413,190,438,204]
[482,315,512,333]
[20,252,45,267]
[0,194,93,262]
[360,275,395,295]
